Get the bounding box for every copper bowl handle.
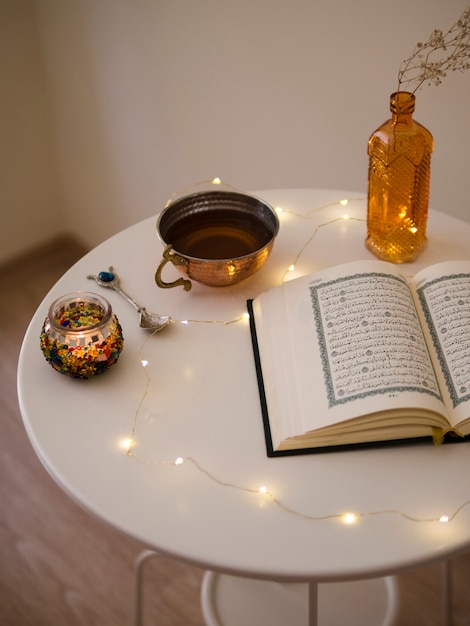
[155,244,192,291]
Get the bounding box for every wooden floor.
[1,236,470,626]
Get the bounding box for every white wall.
[0,0,63,264]
[2,0,469,264]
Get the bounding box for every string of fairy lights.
[117,178,469,526]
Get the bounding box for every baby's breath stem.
[397,7,470,94]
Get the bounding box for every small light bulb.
[340,199,349,206]
[343,512,357,524]
[212,177,222,185]
[175,457,184,465]
[242,312,250,321]
[120,438,134,452]
[288,264,295,272]
[259,485,268,494]
[275,206,283,214]
[439,515,449,523]
[342,213,350,220]
[182,320,189,325]
[141,359,149,367]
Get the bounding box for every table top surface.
[17,188,470,582]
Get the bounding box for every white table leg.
[201,572,399,626]
[441,560,453,626]
[133,551,399,626]
[133,550,161,626]
[307,581,318,626]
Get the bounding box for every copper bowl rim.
[156,190,280,262]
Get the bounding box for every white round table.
[17,189,470,625]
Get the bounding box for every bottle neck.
[390,91,415,127]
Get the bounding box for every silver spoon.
[87,267,171,332]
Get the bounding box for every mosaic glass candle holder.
[40,292,124,379]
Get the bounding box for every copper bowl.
[155,190,279,290]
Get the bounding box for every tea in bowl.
[155,190,279,290]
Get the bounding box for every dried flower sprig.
[398,7,470,94]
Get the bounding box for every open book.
[248,259,470,456]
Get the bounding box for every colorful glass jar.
[40,292,124,378]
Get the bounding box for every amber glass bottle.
[366,92,434,263]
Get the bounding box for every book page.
[411,260,470,429]
[253,260,448,448]
[309,269,440,407]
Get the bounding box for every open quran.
[248,259,470,455]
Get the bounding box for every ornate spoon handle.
[87,267,170,332]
